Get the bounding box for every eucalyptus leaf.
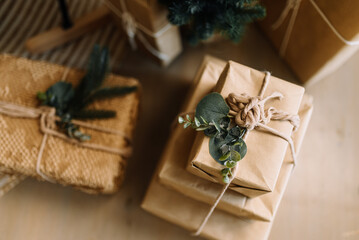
[219,152,231,161]
[196,126,210,131]
[221,168,230,176]
[225,160,236,168]
[219,117,230,129]
[229,126,245,138]
[223,175,230,184]
[194,117,201,127]
[222,175,230,184]
[195,92,229,126]
[184,122,191,128]
[203,126,217,137]
[178,116,185,123]
[200,116,208,124]
[209,137,226,165]
[230,150,241,162]
[232,138,247,160]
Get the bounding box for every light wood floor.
[0,26,358,240]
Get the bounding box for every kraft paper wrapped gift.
[0,55,140,194]
[259,0,359,84]
[158,56,313,221]
[187,60,304,198]
[142,57,313,240]
[105,0,182,66]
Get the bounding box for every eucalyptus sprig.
[179,92,247,183]
[37,45,137,141]
[178,114,211,131]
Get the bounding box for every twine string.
[193,72,299,236]
[103,0,170,61]
[272,0,359,57]
[0,101,132,182]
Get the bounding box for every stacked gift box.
[142,56,313,239]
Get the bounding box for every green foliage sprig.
[179,93,247,183]
[159,0,266,44]
[37,45,137,141]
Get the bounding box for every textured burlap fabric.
[0,172,26,197]
[0,54,140,194]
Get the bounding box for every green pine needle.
[161,0,266,43]
[82,86,137,108]
[72,109,116,119]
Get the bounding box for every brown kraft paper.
[0,55,140,194]
[157,56,313,221]
[106,0,182,66]
[188,61,304,197]
[142,57,313,240]
[258,0,359,84]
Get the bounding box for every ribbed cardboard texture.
[142,56,313,240]
[188,61,304,197]
[259,0,359,84]
[0,55,140,194]
[106,0,182,66]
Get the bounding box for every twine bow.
[273,0,359,57]
[194,71,299,236]
[103,0,171,61]
[0,101,131,183]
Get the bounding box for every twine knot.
[39,106,57,131]
[227,92,300,131]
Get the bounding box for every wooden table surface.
[1,26,359,240]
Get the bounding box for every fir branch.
[72,109,116,119]
[37,44,137,141]
[71,45,109,111]
[160,0,266,43]
[82,86,137,108]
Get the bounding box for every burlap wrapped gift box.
[187,60,304,198]
[142,57,313,240]
[105,0,182,66]
[0,55,140,194]
[158,56,312,221]
[259,0,359,84]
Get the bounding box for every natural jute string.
[0,101,132,183]
[272,0,359,57]
[103,0,171,61]
[193,71,299,236]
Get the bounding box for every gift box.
[104,0,182,66]
[187,60,304,197]
[142,56,313,239]
[0,54,140,194]
[157,56,313,221]
[259,0,359,84]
